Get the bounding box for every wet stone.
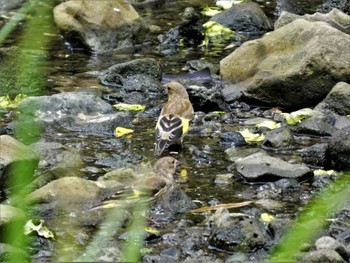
[235,152,312,182]
[207,208,269,252]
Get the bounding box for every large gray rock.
[0,135,39,191]
[235,152,312,181]
[275,9,350,35]
[53,0,149,52]
[18,91,131,135]
[221,19,350,109]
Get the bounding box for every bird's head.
[153,156,180,180]
[163,81,189,100]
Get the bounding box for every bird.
[154,81,194,156]
[90,157,180,210]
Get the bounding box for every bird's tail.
[154,139,169,156]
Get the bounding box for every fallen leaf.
[115,127,134,138]
[113,103,145,112]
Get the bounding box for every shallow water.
[1,0,329,261]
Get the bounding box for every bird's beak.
[162,84,168,93]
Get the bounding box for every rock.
[32,141,84,183]
[0,204,25,226]
[207,208,268,251]
[314,82,350,116]
[209,1,272,33]
[214,173,234,185]
[86,240,122,262]
[183,81,227,112]
[235,152,312,181]
[315,236,347,259]
[301,143,328,167]
[101,58,164,107]
[263,127,294,148]
[0,0,24,10]
[26,177,102,217]
[220,131,246,147]
[102,58,162,85]
[225,147,262,162]
[53,0,149,52]
[274,0,303,16]
[287,108,337,136]
[157,7,203,55]
[327,126,350,170]
[316,0,350,13]
[0,135,39,191]
[221,19,350,109]
[18,91,131,135]
[275,9,350,35]
[302,250,346,263]
[268,218,292,240]
[150,187,195,222]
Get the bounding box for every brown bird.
[155,81,194,156]
[90,157,179,210]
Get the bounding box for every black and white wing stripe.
[154,114,183,156]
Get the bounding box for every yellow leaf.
[255,120,281,130]
[201,7,222,17]
[238,128,264,143]
[0,94,27,109]
[115,127,134,138]
[283,108,315,125]
[313,169,337,176]
[113,103,145,112]
[144,227,160,235]
[260,212,276,223]
[24,219,55,240]
[180,169,187,177]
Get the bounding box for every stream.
[1,0,348,262]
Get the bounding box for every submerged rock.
[18,91,131,135]
[235,152,312,181]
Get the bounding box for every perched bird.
[90,157,180,210]
[155,81,194,156]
